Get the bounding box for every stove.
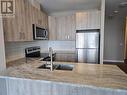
[25,46,56,61]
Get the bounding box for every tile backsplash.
[5,41,75,62]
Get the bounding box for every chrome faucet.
[49,47,53,71]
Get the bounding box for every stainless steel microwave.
[33,24,48,40]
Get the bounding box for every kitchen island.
[0,58,127,95]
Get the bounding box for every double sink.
[38,64,74,71]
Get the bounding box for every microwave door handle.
[34,25,37,39]
[45,30,47,37]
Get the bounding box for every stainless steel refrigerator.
[76,30,100,64]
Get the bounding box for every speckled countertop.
[2,58,127,90]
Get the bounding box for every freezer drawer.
[77,49,99,63]
[76,32,99,48]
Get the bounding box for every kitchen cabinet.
[0,78,7,95]
[24,0,34,41]
[56,15,76,41]
[48,16,57,40]
[76,10,101,30]
[7,78,52,95]
[3,0,48,42]
[43,12,48,29]
[33,8,48,29]
[49,15,76,41]
[3,0,26,41]
[66,15,76,40]
[2,77,122,95]
[56,16,66,40]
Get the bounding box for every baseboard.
[103,60,124,63]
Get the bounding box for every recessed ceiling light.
[113,10,119,13]
[119,2,127,7]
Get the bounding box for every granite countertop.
[2,58,127,90]
[41,49,76,54]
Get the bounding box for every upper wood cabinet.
[76,10,101,30]
[48,15,76,41]
[48,16,57,40]
[3,0,48,42]
[3,0,26,41]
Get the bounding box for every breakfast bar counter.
[0,58,127,95]
[0,58,126,92]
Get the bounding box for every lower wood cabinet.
[0,77,127,95]
[0,78,7,95]
[7,78,52,95]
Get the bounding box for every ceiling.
[106,0,127,17]
[37,0,101,14]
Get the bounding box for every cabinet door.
[56,16,66,40]
[45,13,48,29]
[7,78,52,95]
[55,15,76,41]
[3,0,33,42]
[24,0,33,41]
[0,78,7,95]
[87,11,101,29]
[76,12,88,30]
[66,15,76,41]
[48,16,57,40]
[15,0,26,41]
[52,83,85,95]
[42,12,48,29]
[76,11,101,30]
[32,7,40,25]
[3,17,16,41]
[8,0,24,42]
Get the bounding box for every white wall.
[48,41,75,51]
[0,17,6,71]
[5,41,48,62]
[104,6,127,62]
[5,41,75,62]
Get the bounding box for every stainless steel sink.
[55,64,74,71]
[38,64,58,70]
[38,64,74,71]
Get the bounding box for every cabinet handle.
[19,32,22,39]
[68,35,70,39]
[66,35,70,40]
[23,33,25,39]
[65,35,68,39]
